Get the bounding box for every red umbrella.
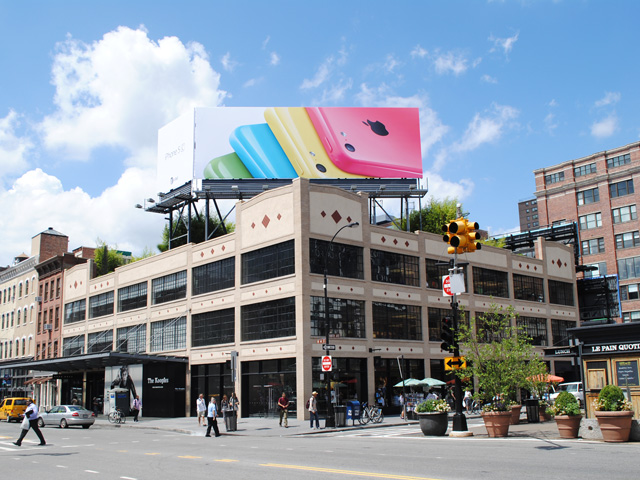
[528,374,564,383]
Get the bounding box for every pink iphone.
[305,107,422,178]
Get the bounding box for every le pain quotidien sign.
[584,342,640,355]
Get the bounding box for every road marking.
[120,477,137,480]
[56,465,68,468]
[85,470,99,474]
[261,463,442,480]
[178,455,202,459]
[145,452,161,455]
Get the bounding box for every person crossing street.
[13,399,46,446]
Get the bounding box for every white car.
[549,382,584,407]
[38,405,96,429]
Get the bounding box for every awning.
[24,376,53,385]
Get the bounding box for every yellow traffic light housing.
[442,218,482,254]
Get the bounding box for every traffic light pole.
[450,254,468,433]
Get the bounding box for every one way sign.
[444,356,467,371]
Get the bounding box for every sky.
[1,0,639,267]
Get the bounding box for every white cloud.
[221,52,239,72]
[411,45,428,58]
[423,170,474,202]
[0,109,33,184]
[384,54,402,73]
[481,74,498,84]
[318,79,353,104]
[270,52,280,66]
[300,56,334,89]
[243,77,264,88]
[595,91,621,107]
[544,112,558,134]
[489,32,519,58]
[591,113,618,138]
[434,52,469,76]
[38,26,227,163]
[262,36,270,49]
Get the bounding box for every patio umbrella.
[528,374,564,383]
[393,378,421,388]
[418,377,446,387]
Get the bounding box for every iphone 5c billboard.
[157,107,422,192]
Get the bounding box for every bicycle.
[358,402,384,424]
[108,409,126,424]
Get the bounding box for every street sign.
[323,344,336,351]
[321,355,333,372]
[444,356,467,371]
[316,338,326,344]
[543,346,578,357]
[443,275,453,296]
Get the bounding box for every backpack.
[305,398,310,409]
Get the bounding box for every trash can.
[334,405,346,427]
[346,401,360,425]
[225,411,237,431]
[525,398,540,423]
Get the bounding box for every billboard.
[157,107,422,192]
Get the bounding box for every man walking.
[278,392,290,428]
[205,397,221,437]
[308,391,320,429]
[196,393,207,426]
[131,395,142,422]
[14,399,46,446]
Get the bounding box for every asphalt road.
[1,417,638,480]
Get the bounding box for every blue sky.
[1,0,639,266]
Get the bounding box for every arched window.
[18,283,23,297]
[25,280,29,295]
[17,310,21,324]
[22,338,26,356]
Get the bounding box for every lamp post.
[324,221,359,428]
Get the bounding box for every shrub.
[593,385,633,412]
[547,391,580,416]
[415,399,451,413]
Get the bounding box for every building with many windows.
[533,141,640,322]
[4,179,579,419]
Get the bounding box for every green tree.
[400,197,458,234]
[158,213,235,252]
[94,240,129,276]
[455,304,546,409]
[480,236,506,248]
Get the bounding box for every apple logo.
[363,119,389,136]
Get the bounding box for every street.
[1,417,639,480]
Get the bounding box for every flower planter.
[595,411,634,443]
[510,404,522,425]
[539,410,552,423]
[417,412,449,436]
[481,411,511,438]
[553,415,581,438]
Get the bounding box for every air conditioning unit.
[35,296,42,303]
[43,324,53,331]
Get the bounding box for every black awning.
[0,352,188,373]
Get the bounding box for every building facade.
[517,197,540,232]
[533,141,640,322]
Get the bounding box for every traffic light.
[442,218,482,254]
[464,220,482,253]
[441,316,455,352]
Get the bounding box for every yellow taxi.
[0,397,33,422]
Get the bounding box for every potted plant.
[538,400,551,422]
[593,385,634,442]
[415,399,450,436]
[548,391,582,438]
[456,304,547,438]
[508,400,522,425]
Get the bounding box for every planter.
[510,405,522,425]
[417,412,449,436]
[481,411,511,438]
[595,410,634,443]
[539,410,552,423]
[554,415,582,438]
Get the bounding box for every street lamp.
[324,221,359,427]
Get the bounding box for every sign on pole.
[443,275,453,296]
[444,356,467,371]
[321,355,333,372]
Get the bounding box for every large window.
[612,205,637,224]
[152,271,187,305]
[618,256,640,280]
[309,239,364,279]
[370,250,420,286]
[548,280,575,306]
[551,319,576,346]
[622,311,640,323]
[241,240,295,284]
[64,299,86,324]
[372,302,422,340]
[579,212,602,230]
[116,325,146,353]
[577,187,599,205]
[513,274,545,302]
[241,297,295,341]
[89,291,114,319]
[607,153,631,168]
[150,316,187,352]
[425,258,467,290]
[427,307,467,342]
[310,296,365,338]
[583,262,607,278]
[192,308,235,347]
[581,238,605,255]
[545,172,564,185]
[616,231,640,250]
[517,316,548,346]
[620,284,640,301]
[63,335,85,356]
[118,282,147,312]
[192,257,235,296]
[574,163,596,177]
[610,179,634,198]
[473,267,509,298]
[87,330,113,353]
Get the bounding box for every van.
[549,382,584,407]
[0,397,32,422]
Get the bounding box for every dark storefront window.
[473,267,509,298]
[551,319,576,346]
[516,316,548,346]
[241,297,295,341]
[427,307,467,342]
[513,274,545,302]
[89,291,114,319]
[152,271,187,305]
[548,280,575,306]
[425,258,467,290]
[241,240,295,285]
[117,282,147,312]
[87,329,113,353]
[372,302,422,340]
[309,238,364,279]
[371,249,420,286]
[311,357,367,415]
[64,299,86,324]
[63,335,85,356]
[192,257,235,296]
[373,357,424,413]
[192,308,235,347]
[191,362,234,417]
[310,296,365,338]
[242,358,297,418]
[116,325,147,353]
[150,316,187,352]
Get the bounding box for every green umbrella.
[393,378,421,388]
[418,377,446,387]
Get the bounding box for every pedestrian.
[464,390,472,413]
[278,392,290,428]
[221,394,231,431]
[228,392,238,431]
[399,393,405,419]
[131,395,142,422]
[205,397,221,437]
[308,391,320,429]
[196,393,207,426]
[13,399,46,447]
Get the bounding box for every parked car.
[0,397,32,422]
[38,405,96,429]
[550,382,584,407]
